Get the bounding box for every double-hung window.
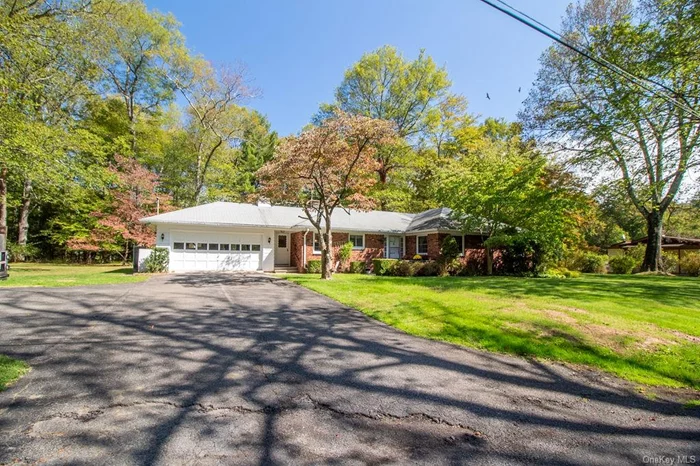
[417,236,428,255]
[349,234,364,250]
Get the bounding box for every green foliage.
[390,260,420,277]
[414,260,440,277]
[680,253,700,277]
[522,0,700,271]
[143,247,169,273]
[661,251,679,275]
[542,267,581,279]
[609,255,638,275]
[438,236,461,276]
[372,259,397,276]
[0,354,29,391]
[306,260,322,274]
[349,261,366,274]
[326,45,457,211]
[6,242,39,262]
[338,242,353,267]
[439,130,584,273]
[581,252,608,274]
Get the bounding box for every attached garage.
[170,231,263,272]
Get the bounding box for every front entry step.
[273,266,298,273]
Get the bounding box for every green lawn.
[0,263,149,288]
[286,274,700,390]
[0,355,29,391]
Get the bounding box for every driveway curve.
[0,273,698,465]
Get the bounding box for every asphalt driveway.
[0,273,698,465]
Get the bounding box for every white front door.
[275,233,290,265]
[387,236,402,259]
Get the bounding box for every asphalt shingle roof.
[141,202,420,234]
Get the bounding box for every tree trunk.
[642,210,663,272]
[0,166,7,252]
[321,230,333,279]
[485,245,493,275]
[16,179,32,261]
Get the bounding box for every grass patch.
[684,399,700,409]
[286,274,700,390]
[0,263,149,288]
[0,355,29,391]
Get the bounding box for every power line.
[479,0,700,120]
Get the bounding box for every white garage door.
[170,232,262,272]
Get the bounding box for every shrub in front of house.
[372,259,397,276]
[580,252,608,273]
[349,261,366,274]
[609,254,637,274]
[390,260,419,277]
[680,252,700,276]
[438,236,461,276]
[306,260,322,273]
[414,260,440,276]
[455,249,487,276]
[143,247,169,273]
[338,242,353,271]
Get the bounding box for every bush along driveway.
[0,273,698,465]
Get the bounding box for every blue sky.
[145,0,571,136]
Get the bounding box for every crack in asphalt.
[26,395,486,439]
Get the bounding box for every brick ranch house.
[140,201,487,273]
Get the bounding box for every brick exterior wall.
[292,232,386,272]
[290,232,304,272]
[404,236,417,259]
[351,234,385,267]
[290,231,487,271]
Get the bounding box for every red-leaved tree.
[68,155,170,263]
[258,111,396,279]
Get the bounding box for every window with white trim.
[313,233,321,253]
[417,236,428,255]
[349,234,364,249]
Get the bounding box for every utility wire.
[479,0,700,120]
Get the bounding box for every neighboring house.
[607,235,700,274]
[140,201,486,272]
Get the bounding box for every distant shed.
[607,235,700,274]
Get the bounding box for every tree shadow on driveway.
[0,273,698,465]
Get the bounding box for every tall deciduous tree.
[172,63,256,205]
[0,0,99,257]
[93,0,189,154]
[439,133,582,275]
[521,0,700,271]
[324,46,453,209]
[258,111,396,279]
[69,154,169,263]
